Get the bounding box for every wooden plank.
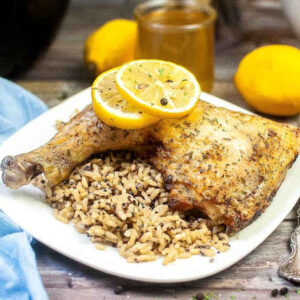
[15,0,299,82]
[17,80,300,129]
[33,221,299,299]
[212,81,300,127]
[44,288,300,300]
[16,80,89,107]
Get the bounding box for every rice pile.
[45,151,229,265]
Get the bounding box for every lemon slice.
[116,59,201,118]
[91,68,159,129]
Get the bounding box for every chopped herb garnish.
[128,68,132,72]
[182,78,188,81]
[296,289,300,294]
[230,296,236,300]
[158,68,164,76]
[147,73,152,78]
[202,292,218,300]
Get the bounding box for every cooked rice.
[44,151,229,265]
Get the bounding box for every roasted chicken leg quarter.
[2,101,300,232]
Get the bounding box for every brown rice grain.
[44,151,229,265]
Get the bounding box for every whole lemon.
[84,19,137,75]
[234,45,300,116]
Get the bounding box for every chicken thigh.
[2,101,300,232]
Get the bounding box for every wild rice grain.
[45,151,229,265]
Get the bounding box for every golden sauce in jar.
[135,4,216,92]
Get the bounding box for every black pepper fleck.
[113,285,124,295]
[160,98,168,106]
[280,287,288,296]
[165,175,173,184]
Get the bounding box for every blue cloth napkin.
[0,78,48,300]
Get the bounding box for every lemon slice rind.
[92,68,159,129]
[116,59,201,118]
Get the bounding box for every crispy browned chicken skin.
[2,101,300,232]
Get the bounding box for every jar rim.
[134,0,217,31]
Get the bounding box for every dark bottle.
[0,0,69,77]
[212,0,241,49]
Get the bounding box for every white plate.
[0,89,299,283]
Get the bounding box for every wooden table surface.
[13,0,300,299]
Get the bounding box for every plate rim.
[0,89,299,283]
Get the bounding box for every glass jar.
[134,0,217,92]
